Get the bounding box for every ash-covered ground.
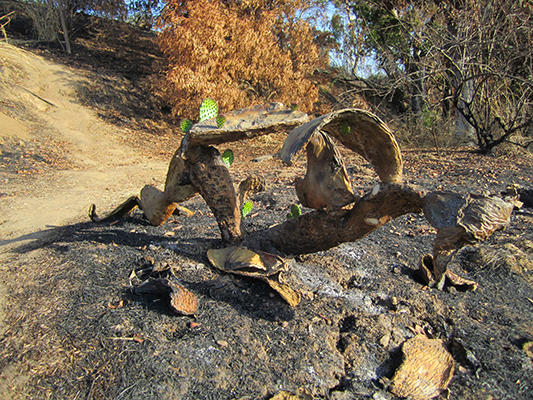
[1,148,532,400]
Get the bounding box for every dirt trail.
[0,43,169,245]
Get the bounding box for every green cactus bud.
[340,121,351,136]
[199,98,218,122]
[241,200,253,218]
[287,204,302,218]
[290,204,301,217]
[222,149,234,168]
[180,119,193,133]
[290,102,298,111]
[216,115,226,129]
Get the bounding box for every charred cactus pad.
[423,191,516,239]
[422,191,518,290]
[390,334,454,400]
[294,131,355,210]
[280,109,403,184]
[184,102,309,149]
[207,247,301,306]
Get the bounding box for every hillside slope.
[0,42,173,243]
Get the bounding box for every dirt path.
[0,43,170,246]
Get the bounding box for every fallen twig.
[14,83,58,108]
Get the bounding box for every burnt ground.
[1,14,533,400]
[1,145,533,400]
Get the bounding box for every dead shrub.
[157,0,326,119]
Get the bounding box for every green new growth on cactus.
[199,98,219,122]
[222,149,234,168]
[183,99,224,132]
[180,119,193,133]
[216,115,226,129]
[340,121,351,136]
[241,200,253,218]
[287,204,301,219]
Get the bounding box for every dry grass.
[467,240,533,276]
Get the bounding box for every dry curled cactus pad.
[390,334,454,400]
[280,108,403,184]
[237,174,266,208]
[423,191,516,289]
[423,191,515,237]
[139,185,178,226]
[207,247,300,306]
[133,279,198,315]
[163,148,198,204]
[294,131,353,210]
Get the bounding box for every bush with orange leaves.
[157,0,326,119]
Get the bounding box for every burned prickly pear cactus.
[280,108,403,183]
[420,191,519,290]
[293,131,354,210]
[90,102,308,241]
[90,103,518,292]
[262,183,424,254]
[263,109,418,254]
[177,102,308,243]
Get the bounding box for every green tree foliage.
[333,1,433,115]
[157,0,327,118]
[330,0,532,153]
[126,0,164,29]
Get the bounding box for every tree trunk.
[454,79,475,140]
[442,80,451,120]
[409,46,425,116]
[58,6,71,54]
